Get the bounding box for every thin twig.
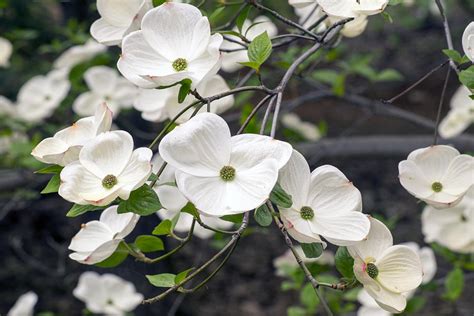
[434,0,460,74]
[433,66,451,145]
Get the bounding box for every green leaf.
[134,235,164,253]
[221,213,244,224]
[376,69,403,82]
[239,61,261,71]
[459,65,474,89]
[66,204,103,217]
[175,268,194,284]
[247,31,272,67]
[405,296,426,313]
[180,202,200,218]
[148,173,158,182]
[41,174,60,194]
[254,204,273,227]
[178,79,192,103]
[300,283,319,311]
[312,69,340,85]
[146,273,176,288]
[443,267,464,301]
[301,243,323,259]
[152,0,166,7]
[95,243,129,268]
[35,165,63,174]
[442,49,463,64]
[335,246,355,279]
[287,306,306,316]
[270,182,293,208]
[152,219,172,235]
[117,184,162,216]
[236,5,251,33]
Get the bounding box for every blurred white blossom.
[439,85,474,139]
[281,113,321,141]
[462,21,474,62]
[54,39,106,71]
[273,247,334,276]
[7,292,38,316]
[0,37,12,67]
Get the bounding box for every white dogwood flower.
[15,71,70,122]
[273,247,334,276]
[0,37,12,67]
[118,2,222,88]
[398,145,473,209]
[59,130,152,206]
[54,39,106,71]
[91,0,152,46]
[159,112,292,216]
[7,292,38,316]
[348,217,423,314]
[357,289,392,316]
[439,85,474,139]
[463,22,474,62]
[291,2,327,30]
[422,188,474,253]
[73,66,137,117]
[317,0,389,18]
[401,242,437,286]
[221,16,278,72]
[32,103,112,166]
[69,205,139,264]
[281,113,321,141]
[0,95,15,116]
[73,271,143,315]
[134,75,233,123]
[278,150,370,245]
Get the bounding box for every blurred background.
[0,0,473,315]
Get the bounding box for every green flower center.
[300,206,314,220]
[431,181,443,193]
[220,166,236,181]
[366,263,379,279]
[172,58,188,72]
[102,174,118,189]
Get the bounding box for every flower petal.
[99,205,140,238]
[377,245,423,293]
[407,145,460,182]
[278,149,311,210]
[315,212,370,246]
[398,160,432,199]
[70,239,122,265]
[31,137,69,165]
[441,154,474,195]
[69,221,114,253]
[84,66,118,93]
[73,92,105,117]
[159,112,231,176]
[347,217,393,261]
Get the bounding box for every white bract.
[221,16,278,72]
[7,292,38,316]
[91,0,152,46]
[0,95,15,116]
[439,85,474,139]
[73,66,137,117]
[273,247,334,276]
[69,205,139,264]
[357,289,391,316]
[278,150,370,246]
[15,71,70,122]
[59,130,152,206]
[317,0,389,18]
[422,187,474,253]
[159,112,292,216]
[348,217,423,314]
[401,242,437,285]
[462,22,474,62]
[0,36,12,67]
[118,3,222,88]
[398,145,473,209]
[134,75,233,123]
[54,39,106,71]
[291,1,327,30]
[32,103,112,166]
[281,113,321,141]
[73,271,143,315]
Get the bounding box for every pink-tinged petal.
[347,217,393,261]
[159,113,231,177]
[278,150,311,210]
[79,130,134,178]
[377,245,423,293]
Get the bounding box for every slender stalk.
[434,0,460,74]
[237,94,272,134]
[433,66,451,145]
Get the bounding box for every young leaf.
[180,202,200,218]
[236,5,251,33]
[117,184,162,216]
[239,61,261,71]
[152,0,167,7]
[247,31,272,67]
[35,165,63,174]
[335,246,355,279]
[66,204,103,217]
[178,79,192,103]
[134,235,164,253]
[442,49,463,64]
[287,306,306,316]
[300,283,319,311]
[459,65,474,89]
[175,268,194,284]
[301,243,323,259]
[41,174,60,194]
[152,219,172,235]
[146,273,176,288]
[147,173,158,182]
[95,243,129,268]
[221,213,244,224]
[270,182,293,208]
[254,204,273,227]
[443,267,464,301]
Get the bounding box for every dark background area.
[1,0,473,315]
